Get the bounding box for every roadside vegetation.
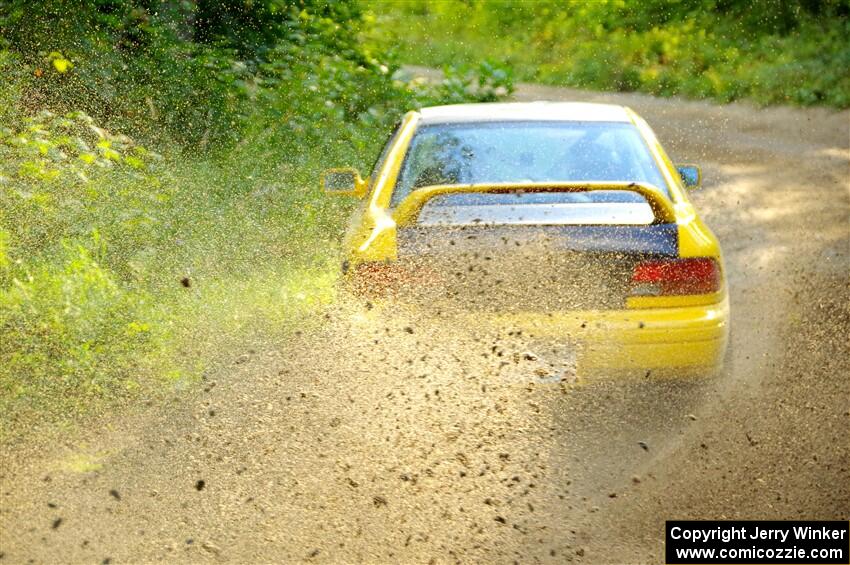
[367,0,850,108]
[0,0,512,439]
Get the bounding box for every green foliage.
[367,0,850,108]
[0,242,157,419]
[0,109,164,258]
[0,0,386,145]
[0,109,167,427]
[437,62,515,104]
[0,0,515,150]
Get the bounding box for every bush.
[367,0,850,108]
[0,242,159,419]
[0,107,167,424]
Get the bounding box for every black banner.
[666,521,849,564]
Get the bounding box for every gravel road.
[1,80,848,564]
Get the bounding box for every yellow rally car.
[323,102,728,375]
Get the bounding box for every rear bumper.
[580,335,726,372]
[483,296,729,371]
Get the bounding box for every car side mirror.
[322,168,368,198]
[677,165,702,189]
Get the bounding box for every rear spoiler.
[392,182,677,226]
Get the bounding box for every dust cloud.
[0,80,848,564]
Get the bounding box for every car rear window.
[392,121,668,207]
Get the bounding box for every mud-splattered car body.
[323,103,729,373]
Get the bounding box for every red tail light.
[631,257,720,296]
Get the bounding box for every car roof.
[417,102,633,125]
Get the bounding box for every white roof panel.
[418,102,632,124]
